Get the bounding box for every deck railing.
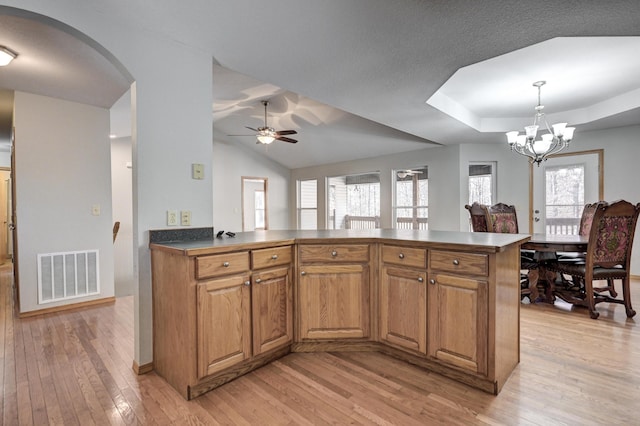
[396,217,428,230]
[344,215,380,229]
[545,217,580,235]
[342,215,428,230]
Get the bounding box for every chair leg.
[584,278,600,319]
[621,277,636,318]
[608,278,617,298]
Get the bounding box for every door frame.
[528,149,604,233]
[241,176,268,231]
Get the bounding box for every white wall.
[213,139,290,231]
[111,136,134,296]
[13,91,114,312]
[3,2,214,366]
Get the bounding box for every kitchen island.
[150,229,529,399]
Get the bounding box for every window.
[545,164,585,234]
[469,162,496,205]
[393,166,428,230]
[297,179,317,230]
[254,190,265,230]
[327,173,380,229]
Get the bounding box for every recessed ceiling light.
[109,134,117,139]
[0,46,17,66]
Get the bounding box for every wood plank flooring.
[2,263,640,425]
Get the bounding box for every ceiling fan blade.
[245,126,259,132]
[275,130,297,136]
[276,136,298,143]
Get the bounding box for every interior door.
[531,150,603,234]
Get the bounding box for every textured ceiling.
[1,1,640,167]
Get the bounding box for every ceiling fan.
[231,100,298,144]
[397,169,423,179]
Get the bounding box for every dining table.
[521,233,589,303]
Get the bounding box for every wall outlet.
[181,210,191,226]
[167,210,178,226]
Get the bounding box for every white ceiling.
[2,2,640,168]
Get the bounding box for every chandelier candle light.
[506,81,575,166]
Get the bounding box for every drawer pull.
[398,253,405,259]
[255,278,262,284]
[244,280,251,286]
[271,254,278,260]
[331,250,338,257]
[452,259,460,266]
[429,279,436,285]
[223,261,230,267]
[417,276,424,283]
[301,271,306,276]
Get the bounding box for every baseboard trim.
[19,296,116,318]
[132,360,154,375]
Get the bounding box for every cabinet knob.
[255,278,262,284]
[301,271,306,276]
[452,259,459,266]
[398,253,405,259]
[417,276,423,283]
[223,261,230,267]
[429,279,436,285]
[244,281,251,286]
[271,254,278,260]
[331,250,338,257]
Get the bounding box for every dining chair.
[480,202,538,300]
[557,202,611,291]
[547,199,640,319]
[487,202,520,234]
[464,202,490,232]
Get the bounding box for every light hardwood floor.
[2,263,639,425]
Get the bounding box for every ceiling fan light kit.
[506,81,575,166]
[0,45,17,66]
[232,100,298,145]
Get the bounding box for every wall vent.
[37,250,100,304]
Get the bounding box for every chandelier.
[506,81,575,166]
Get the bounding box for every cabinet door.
[427,273,488,375]
[298,264,369,340]
[197,274,251,378]
[380,266,427,354]
[252,266,293,355]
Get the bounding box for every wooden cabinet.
[428,250,488,375]
[380,245,427,353]
[298,244,370,340]
[152,245,293,399]
[151,231,524,398]
[197,273,251,378]
[251,263,293,355]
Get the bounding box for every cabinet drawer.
[251,246,292,270]
[196,252,250,279]
[382,245,426,269]
[299,244,369,263]
[429,250,488,276]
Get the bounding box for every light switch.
[92,204,101,216]
[192,164,204,180]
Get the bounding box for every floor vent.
[37,250,100,304]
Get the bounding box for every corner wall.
[13,91,114,312]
